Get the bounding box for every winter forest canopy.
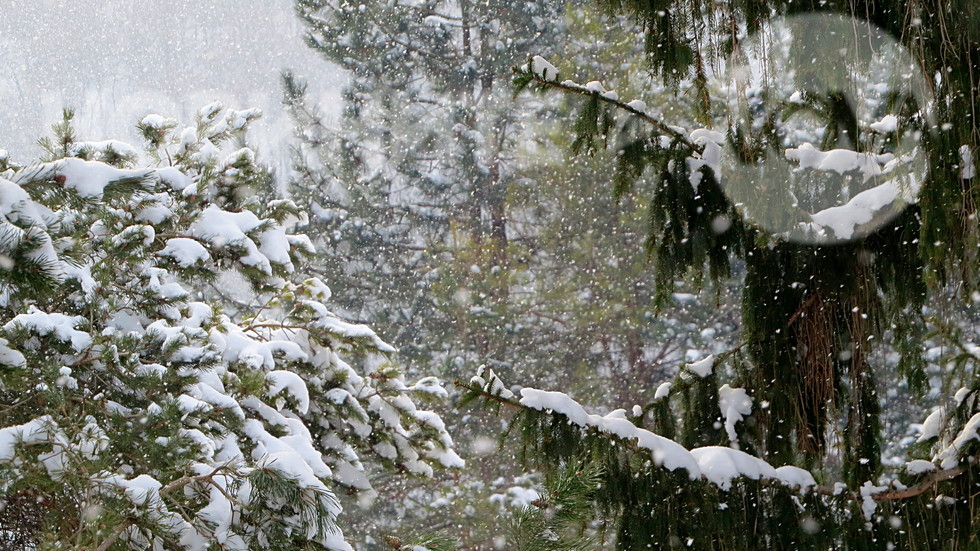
[0,0,978,549]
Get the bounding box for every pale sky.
[0,0,344,174]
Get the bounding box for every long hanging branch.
[456,379,969,504]
[514,62,702,154]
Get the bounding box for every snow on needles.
[517,386,816,492]
[718,384,753,445]
[0,109,460,551]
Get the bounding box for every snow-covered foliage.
[0,108,459,550]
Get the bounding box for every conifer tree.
[286,0,569,370]
[0,106,459,550]
[463,1,979,549]
[285,4,749,545]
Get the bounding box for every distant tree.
[0,107,459,550]
[286,0,570,371]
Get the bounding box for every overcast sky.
[0,0,344,173]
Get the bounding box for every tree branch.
[462,378,971,504]
[523,73,702,154]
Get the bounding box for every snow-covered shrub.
[0,107,460,550]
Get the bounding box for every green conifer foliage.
[463,1,980,548]
[0,107,459,550]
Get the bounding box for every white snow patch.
[960,145,975,179]
[869,114,899,133]
[530,55,558,81]
[4,307,92,352]
[266,370,311,414]
[917,407,945,442]
[690,446,778,491]
[160,238,211,267]
[935,412,980,470]
[906,459,936,475]
[626,99,647,113]
[718,385,752,443]
[686,355,714,377]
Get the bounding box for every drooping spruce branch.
[513,64,701,154]
[457,378,973,504]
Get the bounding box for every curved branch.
[870,467,965,502]
[523,73,702,154]
[459,379,972,504]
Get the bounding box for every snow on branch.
[514,56,700,153]
[458,374,971,505]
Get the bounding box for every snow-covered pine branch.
[0,107,460,550]
[460,367,977,543]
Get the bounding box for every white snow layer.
[960,145,975,179]
[687,129,725,191]
[686,355,715,377]
[906,459,936,475]
[917,407,945,442]
[530,55,558,81]
[935,412,980,470]
[4,307,93,352]
[518,387,816,492]
[869,114,899,133]
[718,385,753,444]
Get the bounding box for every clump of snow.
[4,307,93,352]
[954,387,973,406]
[584,81,606,94]
[785,143,895,183]
[54,157,152,198]
[160,238,211,267]
[140,114,171,130]
[0,337,25,367]
[906,459,936,475]
[626,99,647,113]
[774,466,816,488]
[189,205,276,274]
[266,370,311,414]
[960,145,975,179]
[530,55,558,81]
[860,481,887,520]
[687,130,725,190]
[470,365,514,400]
[155,167,193,191]
[654,382,672,400]
[917,407,945,442]
[686,355,714,377]
[869,114,899,133]
[690,446,777,491]
[0,416,54,462]
[520,388,590,426]
[935,412,980,469]
[0,177,61,275]
[718,385,753,444]
[807,179,911,240]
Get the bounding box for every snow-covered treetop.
[0,107,460,550]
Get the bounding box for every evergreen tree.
[285,4,750,547]
[286,0,568,370]
[463,1,979,549]
[0,106,459,550]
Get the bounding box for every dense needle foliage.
[0,108,459,550]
